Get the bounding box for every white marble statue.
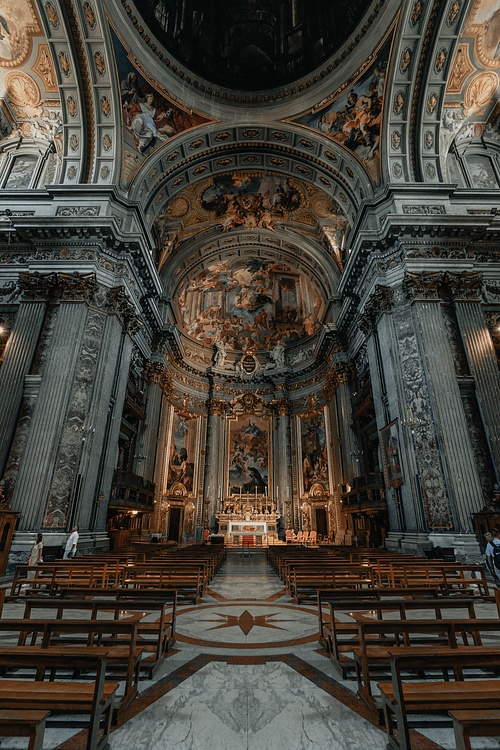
[269,340,286,368]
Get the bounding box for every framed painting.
[380,419,403,488]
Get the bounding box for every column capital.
[108,286,142,335]
[207,397,229,416]
[143,360,173,397]
[403,271,442,301]
[358,285,393,334]
[444,271,483,301]
[270,397,292,416]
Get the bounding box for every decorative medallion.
[69,134,79,151]
[271,132,287,141]
[103,134,112,151]
[4,72,41,117]
[435,48,446,73]
[217,158,232,167]
[463,73,499,117]
[324,150,337,162]
[393,163,403,178]
[345,166,354,178]
[424,130,434,149]
[298,139,314,149]
[215,132,231,141]
[100,165,110,179]
[67,96,77,118]
[391,131,401,150]
[67,165,77,179]
[243,129,260,138]
[58,50,70,77]
[94,50,105,76]
[193,165,207,174]
[448,0,460,25]
[401,47,412,73]
[83,2,97,29]
[270,158,284,166]
[45,1,59,28]
[100,95,111,117]
[427,92,438,114]
[425,163,436,179]
[166,151,179,161]
[410,0,423,26]
[394,91,405,115]
[189,139,203,149]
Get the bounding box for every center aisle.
[105,549,388,750]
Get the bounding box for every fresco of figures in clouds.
[292,32,393,182]
[228,416,269,496]
[200,174,302,232]
[178,258,323,353]
[109,26,209,181]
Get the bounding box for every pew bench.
[0,709,50,750]
[323,596,479,677]
[449,709,500,750]
[0,618,142,712]
[378,651,500,750]
[0,648,118,750]
[23,593,177,677]
[351,617,500,712]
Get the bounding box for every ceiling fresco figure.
[177,258,323,353]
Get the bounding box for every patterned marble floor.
[1,550,499,750]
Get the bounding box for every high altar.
[216,496,280,545]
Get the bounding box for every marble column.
[205,398,226,531]
[142,361,173,532]
[272,398,292,528]
[9,300,89,529]
[453,278,500,475]
[406,273,483,531]
[0,279,48,476]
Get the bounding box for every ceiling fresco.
[177,257,323,354]
[441,0,500,161]
[0,0,61,162]
[0,0,42,68]
[109,25,212,186]
[153,172,349,270]
[289,29,395,184]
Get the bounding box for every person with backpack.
[485,528,500,584]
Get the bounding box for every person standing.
[27,533,43,579]
[485,528,500,584]
[63,525,79,559]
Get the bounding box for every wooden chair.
[295,531,303,544]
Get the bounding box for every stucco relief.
[394,312,452,529]
[43,307,105,528]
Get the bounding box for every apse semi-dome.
[136,0,372,91]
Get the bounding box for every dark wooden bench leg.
[0,710,49,750]
[451,716,471,750]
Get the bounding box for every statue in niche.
[269,339,286,368]
[213,338,226,368]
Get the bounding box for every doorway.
[167,507,182,542]
[315,507,328,537]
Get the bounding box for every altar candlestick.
[265,486,268,497]
[276,486,279,500]
[255,486,257,499]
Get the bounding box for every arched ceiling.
[0,0,499,380]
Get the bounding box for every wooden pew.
[0,648,118,750]
[352,617,500,712]
[0,618,141,712]
[323,596,480,677]
[317,587,444,650]
[378,651,500,750]
[0,710,49,750]
[449,709,500,750]
[22,592,177,677]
